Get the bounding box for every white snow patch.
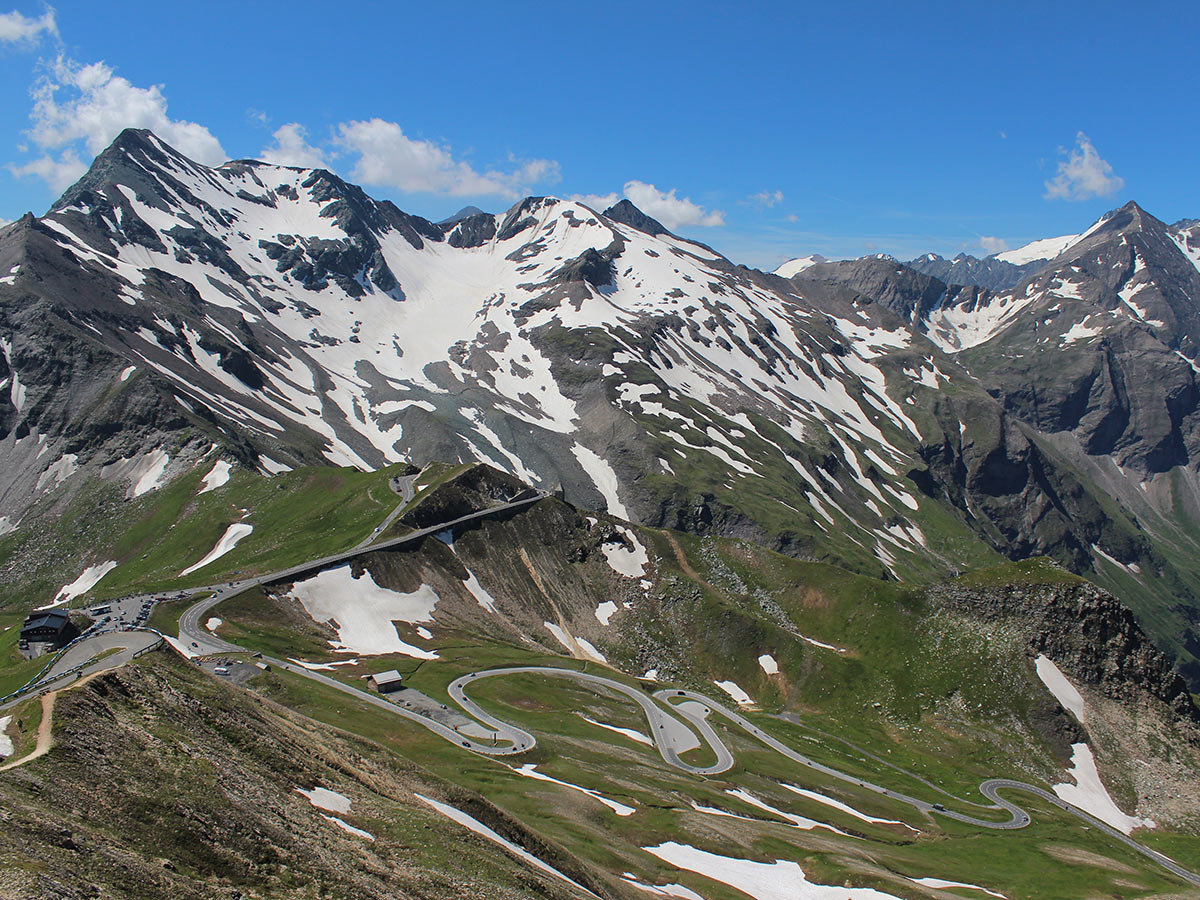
[0,716,12,758]
[1034,655,1086,723]
[297,786,352,814]
[726,789,852,837]
[543,621,607,662]
[205,617,222,631]
[774,255,827,277]
[119,365,136,382]
[461,568,498,612]
[179,523,254,576]
[714,680,752,705]
[321,814,374,840]
[757,654,779,675]
[579,713,652,746]
[601,526,649,578]
[572,443,629,519]
[909,877,1005,898]
[289,565,440,658]
[416,794,601,898]
[259,455,292,475]
[0,516,13,537]
[784,785,916,829]
[1052,743,1154,835]
[641,669,659,681]
[1061,318,1101,345]
[130,448,171,497]
[512,763,635,816]
[36,453,79,492]
[199,459,232,493]
[45,561,118,608]
[287,657,359,671]
[595,600,619,625]
[644,842,904,900]
[993,234,1080,265]
[619,875,706,900]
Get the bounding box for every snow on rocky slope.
[0,128,958,580]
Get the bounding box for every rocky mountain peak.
[601,199,668,237]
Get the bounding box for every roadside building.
[19,610,74,659]
[371,670,403,693]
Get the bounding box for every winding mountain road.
[11,484,1197,890]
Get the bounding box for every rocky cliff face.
[928,574,1197,722]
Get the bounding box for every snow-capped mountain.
[5,130,1200,684]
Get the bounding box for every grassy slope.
[0,462,409,614]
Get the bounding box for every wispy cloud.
[1044,132,1124,201]
[748,189,784,208]
[9,55,226,191]
[979,235,1008,254]
[0,8,57,44]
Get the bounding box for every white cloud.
[10,56,226,191]
[259,123,328,169]
[1044,132,1125,201]
[623,181,724,229]
[749,189,784,207]
[0,8,57,43]
[979,235,1008,254]
[571,182,725,230]
[570,192,620,211]
[335,118,559,198]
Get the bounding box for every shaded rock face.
[929,578,1198,723]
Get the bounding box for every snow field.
[288,565,440,659]
[1052,743,1154,835]
[0,716,13,757]
[1033,655,1085,722]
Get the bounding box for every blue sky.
[1,1,1196,269]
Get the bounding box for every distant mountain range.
[3,129,1200,685]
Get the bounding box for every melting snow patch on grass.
[205,617,222,631]
[0,716,13,757]
[180,523,254,576]
[296,786,352,814]
[1034,655,1086,723]
[909,877,1005,898]
[644,842,904,900]
[199,459,232,494]
[714,680,752,705]
[757,654,778,675]
[1052,743,1154,835]
[416,794,601,898]
[511,763,635,816]
[322,814,374,841]
[579,713,652,746]
[130,448,171,497]
[289,565,441,658]
[783,785,916,830]
[595,600,619,625]
[619,875,705,899]
[43,561,118,608]
[726,789,852,837]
